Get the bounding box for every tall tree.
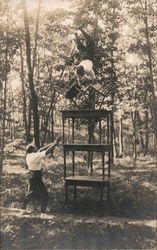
[0,0,9,171]
[22,0,41,148]
[19,41,28,141]
[129,0,157,149]
[139,0,157,148]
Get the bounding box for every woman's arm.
[45,137,61,156]
[39,143,52,152]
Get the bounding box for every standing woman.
[21,136,61,217]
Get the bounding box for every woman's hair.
[26,144,37,155]
[77,65,85,76]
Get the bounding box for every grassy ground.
[1,139,157,249]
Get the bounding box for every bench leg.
[74,185,77,200]
[100,187,103,202]
[107,182,110,201]
[65,183,68,202]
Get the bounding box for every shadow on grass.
[1,218,155,249]
[48,224,155,250]
[49,181,156,221]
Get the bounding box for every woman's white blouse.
[26,151,46,171]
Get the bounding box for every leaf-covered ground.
[1,139,157,249]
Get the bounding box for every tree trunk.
[51,110,54,142]
[26,98,32,143]
[136,110,145,151]
[144,110,149,155]
[32,0,41,72]
[88,120,95,174]
[142,0,157,148]
[113,129,118,158]
[50,110,55,157]
[0,93,3,128]
[119,117,123,157]
[12,103,15,141]
[132,111,137,161]
[8,88,12,140]
[19,42,28,141]
[0,0,9,171]
[41,91,56,146]
[23,0,41,148]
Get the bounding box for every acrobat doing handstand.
[75,27,96,85]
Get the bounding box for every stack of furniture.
[62,109,113,202]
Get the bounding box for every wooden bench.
[65,175,110,202]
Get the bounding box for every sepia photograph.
[0,0,157,249]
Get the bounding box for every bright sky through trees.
[10,0,72,92]
[26,0,71,11]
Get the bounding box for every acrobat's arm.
[79,28,94,44]
[87,68,96,80]
[75,32,85,51]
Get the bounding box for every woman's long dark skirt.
[23,171,48,213]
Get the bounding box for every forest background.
[0,0,157,249]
